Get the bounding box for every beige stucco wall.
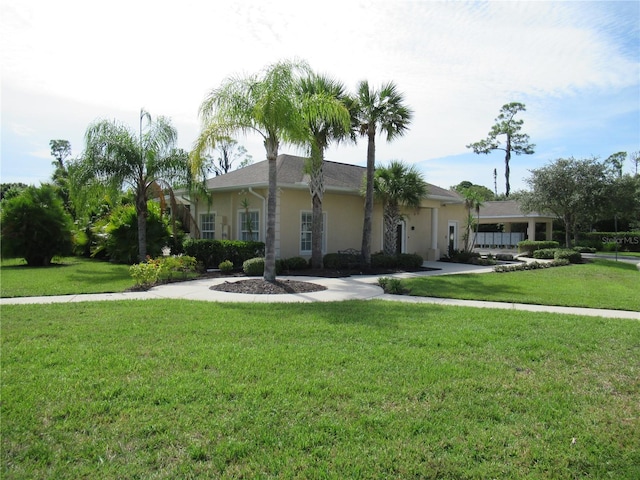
[190,188,467,261]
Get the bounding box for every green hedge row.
[323,252,423,270]
[517,240,559,256]
[183,239,265,269]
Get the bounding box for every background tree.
[1,184,73,266]
[451,181,495,201]
[373,160,427,255]
[521,157,612,247]
[630,151,639,176]
[467,102,535,197]
[197,136,254,177]
[49,139,74,215]
[50,140,71,170]
[355,80,413,266]
[80,109,188,261]
[299,73,353,268]
[605,151,626,178]
[1,183,28,201]
[460,189,484,252]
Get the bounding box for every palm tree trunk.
[264,137,279,282]
[383,203,399,256]
[361,127,375,266]
[136,188,148,262]
[311,193,323,268]
[505,134,512,197]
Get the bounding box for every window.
[300,211,326,255]
[200,213,215,239]
[240,211,259,241]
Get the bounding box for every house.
[475,200,555,248]
[185,154,468,261]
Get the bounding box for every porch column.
[545,221,553,241]
[427,207,440,261]
[527,219,535,241]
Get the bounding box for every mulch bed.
[207,266,438,295]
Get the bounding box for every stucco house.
[183,154,468,261]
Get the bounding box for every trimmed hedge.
[323,252,424,270]
[494,259,570,273]
[183,239,264,269]
[243,257,265,276]
[554,249,582,264]
[517,240,559,256]
[532,248,557,260]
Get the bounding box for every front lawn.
[0,257,134,298]
[2,300,639,478]
[401,259,639,311]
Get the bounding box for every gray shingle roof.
[205,154,462,202]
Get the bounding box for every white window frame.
[300,211,326,255]
[239,210,260,241]
[200,213,215,239]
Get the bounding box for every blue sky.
[2,0,639,194]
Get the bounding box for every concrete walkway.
[2,260,638,320]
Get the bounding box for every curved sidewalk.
[2,261,638,320]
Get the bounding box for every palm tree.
[298,73,354,268]
[373,161,428,255]
[461,188,484,252]
[193,59,349,281]
[81,109,187,261]
[355,80,413,266]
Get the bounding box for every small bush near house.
[371,253,397,268]
[280,256,309,271]
[442,249,480,264]
[533,248,557,259]
[495,253,514,261]
[397,253,424,269]
[554,249,582,264]
[183,239,265,269]
[243,257,265,276]
[517,240,559,256]
[377,277,409,295]
[129,255,198,288]
[218,260,234,273]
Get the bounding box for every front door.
[395,221,405,254]
[448,221,458,253]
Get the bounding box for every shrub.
[494,259,570,273]
[397,253,424,269]
[377,277,409,295]
[281,256,309,271]
[573,246,596,254]
[93,202,170,264]
[471,257,497,266]
[517,240,559,256]
[444,249,480,264]
[0,184,73,266]
[156,255,198,280]
[129,261,160,288]
[372,253,397,268]
[243,257,265,276]
[322,253,343,270]
[533,248,557,259]
[129,255,198,288]
[183,239,265,269]
[218,260,234,273]
[554,249,582,264]
[495,253,514,261]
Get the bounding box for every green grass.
[2,300,639,479]
[0,257,134,298]
[596,251,640,258]
[402,259,639,311]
